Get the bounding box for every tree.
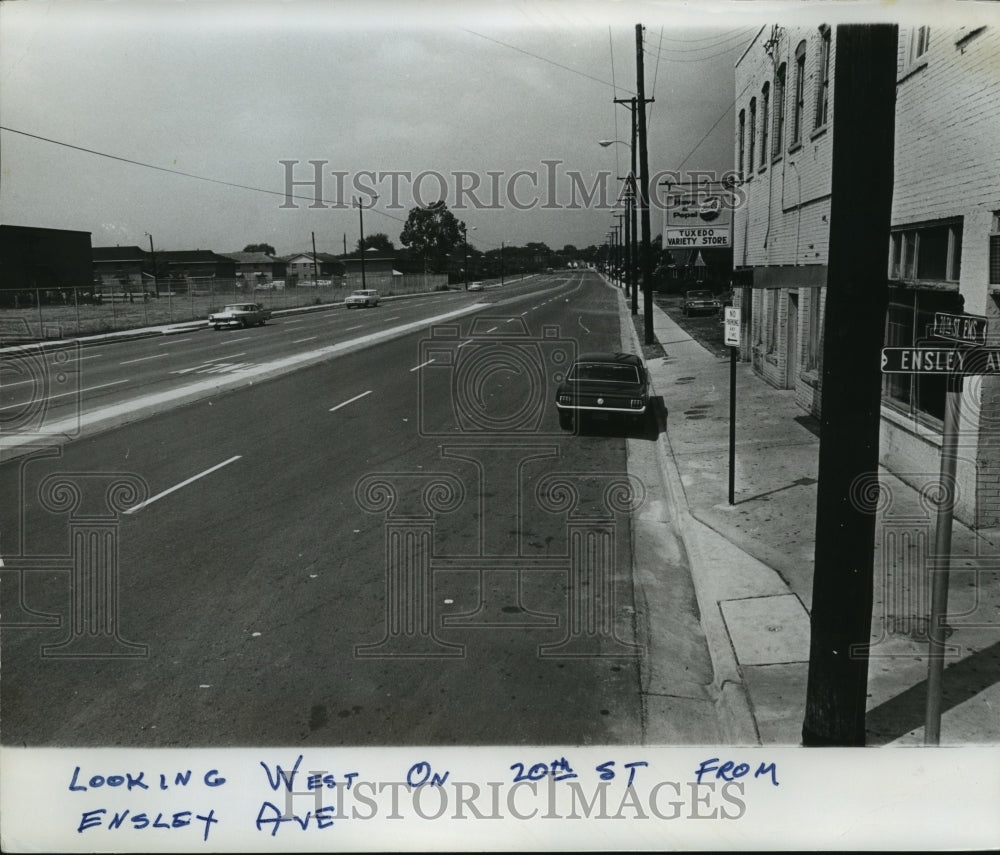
[243,243,276,256]
[399,201,463,273]
[355,232,395,255]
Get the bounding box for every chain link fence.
[0,274,450,344]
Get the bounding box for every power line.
[0,124,416,228]
[646,27,759,55]
[463,28,636,95]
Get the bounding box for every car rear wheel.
[558,411,574,430]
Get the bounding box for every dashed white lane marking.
[212,336,252,346]
[457,340,472,349]
[120,353,169,365]
[344,325,364,331]
[382,316,400,322]
[124,455,242,515]
[292,336,318,344]
[486,326,498,333]
[170,354,247,375]
[329,390,372,412]
[158,338,191,346]
[410,358,436,372]
[0,379,129,412]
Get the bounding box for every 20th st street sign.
[881,346,1000,375]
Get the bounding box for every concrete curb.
[615,283,760,745]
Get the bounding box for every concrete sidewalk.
[634,296,1000,746]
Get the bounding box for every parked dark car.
[682,289,722,316]
[555,352,649,430]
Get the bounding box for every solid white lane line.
[329,390,372,412]
[75,354,104,360]
[410,358,436,372]
[120,353,169,365]
[0,379,129,412]
[124,455,242,515]
[292,336,318,344]
[158,338,191,346]
[213,336,252,346]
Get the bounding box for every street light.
[461,223,477,290]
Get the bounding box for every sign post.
[880,312,987,744]
[725,306,741,505]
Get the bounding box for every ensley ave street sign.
[881,346,1000,375]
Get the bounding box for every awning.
[738,264,827,289]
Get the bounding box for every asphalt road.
[1,271,687,746]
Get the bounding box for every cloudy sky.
[0,0,975,258]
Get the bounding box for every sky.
[0,0,976,258]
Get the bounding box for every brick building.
[733,22,1000,527]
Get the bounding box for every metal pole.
[462,224,468,290]
[924,373,962,745]
[729,346,737,505]
[631,97,639,315]
[358,202,367,291]
[500,241,505,286]
[636,24,655,346]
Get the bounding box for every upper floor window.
[889,219,962,283]
[791,41,807,147]
[990,211,1000,286]
[772,62,786,159]
[814,25,831,129]
[748,97,757,176]
[760,82,770,168]
[908,26,931,65]
[738,109,746,180]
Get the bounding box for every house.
[92,245,151,288]
[342,249,396,279]
[281,252,343,284]
[220,252,287,288]
[156,250,236,290]
[733,22,1000,527]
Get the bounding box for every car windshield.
[569,363,641,384]
[687,291,714,300]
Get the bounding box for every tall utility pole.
[802,24,898,747]
[311,231,319,286]
[500,241,505,286]
[635,24,655,345]
[355,198,368,290]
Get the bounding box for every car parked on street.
[555,352,649,430]
[207,302,270,329]
[345,289,380,308]
[682,289,722,316]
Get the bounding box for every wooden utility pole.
[635,24,655,345]
[802,24,898,746]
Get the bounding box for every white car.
[468,281,484,291]
[345,289,380,308]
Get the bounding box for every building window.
[767,290,779,354]
[791,41,807,147]
[889,219,962,283]
[738,109,746,180]
[806,287,823,371]
[760,82,770,169]
[814,26,831,129]
[772,63,786,160]
[883,287,962,424]
[908,25,931,66]
[748,97,756,177]
[991,212,1000,286]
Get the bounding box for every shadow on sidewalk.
[865,638,1000,745]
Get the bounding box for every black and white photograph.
[1,0,999,850]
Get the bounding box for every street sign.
[932,312,988,347]
[724,306,740,347]
[881,346,1000,375]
